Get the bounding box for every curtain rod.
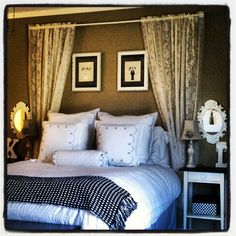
[28,11,204,30]
[28,19,141,30]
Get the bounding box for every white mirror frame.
[197,100,227,144]
[10,101,31,139]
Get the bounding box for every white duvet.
[7,160,181,230]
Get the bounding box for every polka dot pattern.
[7,175,137,229]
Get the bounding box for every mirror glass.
[197,100,227,144]
[10,101,31,139]
[14,109,25,132]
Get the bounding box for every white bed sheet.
[7,160,181,230]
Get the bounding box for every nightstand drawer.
[188,172,222,183]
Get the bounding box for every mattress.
[7,160,181,230]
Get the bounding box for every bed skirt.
[5,200,177,232]
[5,220,81,232]
[147,200,177,230]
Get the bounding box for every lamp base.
[24,137,32,160]
[186,162,196,168]
[186,140,196,168]
[24,151,31,161]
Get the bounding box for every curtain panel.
[28,23,75,157]
[141,12,204,170]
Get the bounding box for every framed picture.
[117,50,148,91]
[72,52,101,91]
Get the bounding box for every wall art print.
[117,50,148,91]
[72,52,101,91]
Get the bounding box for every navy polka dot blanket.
[7,175,137,230]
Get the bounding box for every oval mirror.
[197,100,227,144]
[10,101,31,139]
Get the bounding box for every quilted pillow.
[48,108,100,148]
[38,121,90,163]
[96,122,150,166]
[147,126,170,167]
[97,111,158,163]
[52,150,108,167]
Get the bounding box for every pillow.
[48,108,100,148]
[48,108,99,123]
[38,121,90,163]
[98,111,158,126]
[52,150,108,167]
[97,111,158,163]
[147,126,170,167]
[96,122,150,166]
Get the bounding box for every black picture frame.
[72,52,101,91]
[117,50,148,91]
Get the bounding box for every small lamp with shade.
[181,120,201,168]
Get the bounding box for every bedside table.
[180,167,227,230]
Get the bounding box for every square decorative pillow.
[38,121,90,163]
[52,150,108,167]
[48,108,100,148]
[147,126,170,167]
[96,122,150,166]
[97,111,158,163]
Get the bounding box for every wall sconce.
[181,120,201,168]
[21,119,37,160]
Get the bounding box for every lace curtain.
[141,12,204,170]
[28,23,75,157]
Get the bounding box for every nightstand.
[180,167,227,230]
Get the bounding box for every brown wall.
[6,5,230,166]
[62,21,156,115]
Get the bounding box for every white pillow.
[38,121,90,163]
[48,108,99,123]
[97,111,158,163]
[96,122,150,166]
[98,111,157,126]
[147,126,170,167]
[48,108,100,148]
[52,150,108,167]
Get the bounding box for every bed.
[7,161,181,230]
[6,109,181,231]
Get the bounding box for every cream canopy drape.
[141,12,204,170]
[28,23,75,157]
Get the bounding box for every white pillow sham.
[38,121,90,163]
[97,111,158,163]
[98,111,158,126]
[48,108,100,148]
[96,122,150,166]
[147,126,170,167]
[48,108,99,123]
[52,150,108,167]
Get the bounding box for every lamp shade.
[181,120,201,140]
[21,119,37,137]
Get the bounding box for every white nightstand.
[180,167,227,230]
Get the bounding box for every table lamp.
[181,120,201,168]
